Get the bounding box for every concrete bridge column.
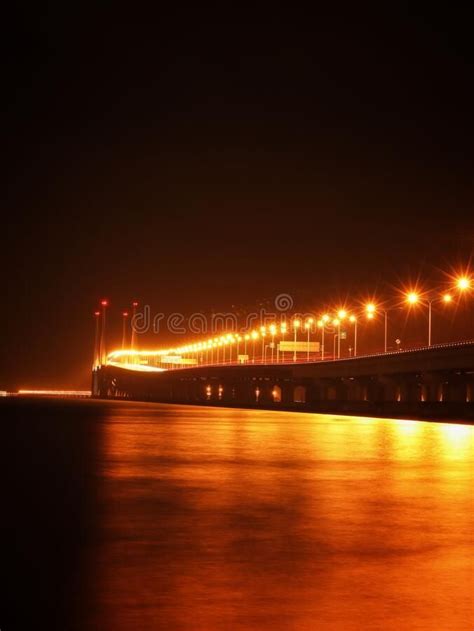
[420,373,444,403]
[377,376,399,402]
[397,376,422,403]
[279,382,294,404]
[443,374,469,403]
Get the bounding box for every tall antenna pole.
[93,311,100,368]
[100,299,108,365]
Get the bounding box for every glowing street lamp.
[366,302,388,353]
[121,311,129,349]
[293,319,301,362]
[406,291,453,347]
[457,276,471,291]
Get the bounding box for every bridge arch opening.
[272,385,282,403]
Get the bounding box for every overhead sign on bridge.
[279,341,320,352]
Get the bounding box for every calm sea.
[1,398,472,630]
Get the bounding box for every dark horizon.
[3,13,473,390]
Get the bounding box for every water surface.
[1,399,473,630]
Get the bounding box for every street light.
[457,276,471,291]
[260,326,266,363]
[405,291,453,346]
[130,301,138,350]
[280,321,287,362]
[317,314,330,361]
[336,310,346,358]
[332,318,340,360]
[293,319,300,362]
[305,317,313,361]
[365,302,388,353]
[251,330,259,363]
[99,299,108,365]
[93,311,100,368]
[121,311,129,349]
[269,324,277,363]
[349,314,357,356]
[244,334,250,361]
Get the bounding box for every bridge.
[93,340,474,420]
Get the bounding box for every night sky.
[3,12,473,389]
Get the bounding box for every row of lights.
[103,275,472,367]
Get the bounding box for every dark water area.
[1,398,472,630]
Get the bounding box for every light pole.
[99,299,108,365]
[269,324,276,363]
[121,311,129,349]
[130,301,138,350]
[366,303,388,353]
[332,319,339,360]
[93,311,100,368]
[251,331,258,363]
[244,334,249,360]
[336,310,347,359]
[318,314,330,360]
[406,291,453,346]
[293,319,300,362]
[280,321,287,362]
[317,320,324,361]
[305,317,313,361]
[349,314,357,356]
[260,326,266,363]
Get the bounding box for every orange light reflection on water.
[88,405,473,630]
